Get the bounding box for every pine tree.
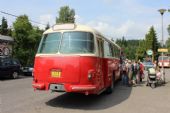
[0,17,8,35]
[147,26,159,60]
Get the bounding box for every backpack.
[132,63,139,72]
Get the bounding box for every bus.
[158,55,170,68]
[32,24,121,95]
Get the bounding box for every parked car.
[22,66,33,76]
[0,57,21,79]
[143,61,154,69]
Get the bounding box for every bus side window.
[97,39,104,57]
[109,44,114,57]
[113,45,116,58]
[104,41,112,57]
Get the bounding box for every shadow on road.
[46,82,132,110]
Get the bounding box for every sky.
[0,0,170,42]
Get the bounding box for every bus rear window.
[38,33,61,53]
[60,32,94,54]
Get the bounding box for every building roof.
[0,35,14,41]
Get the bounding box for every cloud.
[85,19,150,40]
[75,14,84,23]
[85,18,169,43]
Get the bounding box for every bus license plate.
[51,70,61,78]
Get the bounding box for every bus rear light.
[88,73,92,80]
[88,70,95,80]
[32,83,45,90]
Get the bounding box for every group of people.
[121,60,145,86]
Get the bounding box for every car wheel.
[12,72,19,79]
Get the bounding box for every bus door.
[96,38,104,90]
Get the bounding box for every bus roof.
[44,24,101,35]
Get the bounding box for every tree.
[45,22,50,30]
[12,15,42,66]
[7,27,12,36]
[136,40,146,60]
[26,27,42,65]
[56,6,75,23]
[166,38,170,52]
[0,17,8,35]
[145,26,159,60]
[167,25,170,36]
[116,37,140,60]
[166,25,170,52]
[136,26,159,61]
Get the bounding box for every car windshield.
[158,56,169,61]
[38,31,94,54]
[143,61,154,67]
[0,58,11,66]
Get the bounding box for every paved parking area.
[0,69,170,113]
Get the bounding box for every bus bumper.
[67,85,97,92]
[65,84,97,95]
[32,82,97,93]
[32,82,45,90]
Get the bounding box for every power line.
[0,10,46,26]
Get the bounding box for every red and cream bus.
[158,55,170,68]
[32,24,121,95]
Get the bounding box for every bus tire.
[106,75,115,94]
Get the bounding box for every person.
[122,64,128,86]
[156,66,161,80]
[132,61,139,86]
[139,61,144,82]
[120,51,124,64]
[126,60,132,86]
[153,60,157,69]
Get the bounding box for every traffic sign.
[147,49,153,55]
[158,48,168,52]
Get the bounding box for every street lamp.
[158,9,166,46]
[158,9,166,83]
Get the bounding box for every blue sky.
[0,0,170,42]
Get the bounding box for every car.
[0,57,22,79]
[142,61,154,69]
[22,66,33,76]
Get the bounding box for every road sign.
[158,48,168,52]
[147,49,153,55]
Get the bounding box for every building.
[0,35,14,56]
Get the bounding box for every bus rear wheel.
[106,76,115,94]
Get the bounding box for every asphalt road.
[0,69,170,113]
